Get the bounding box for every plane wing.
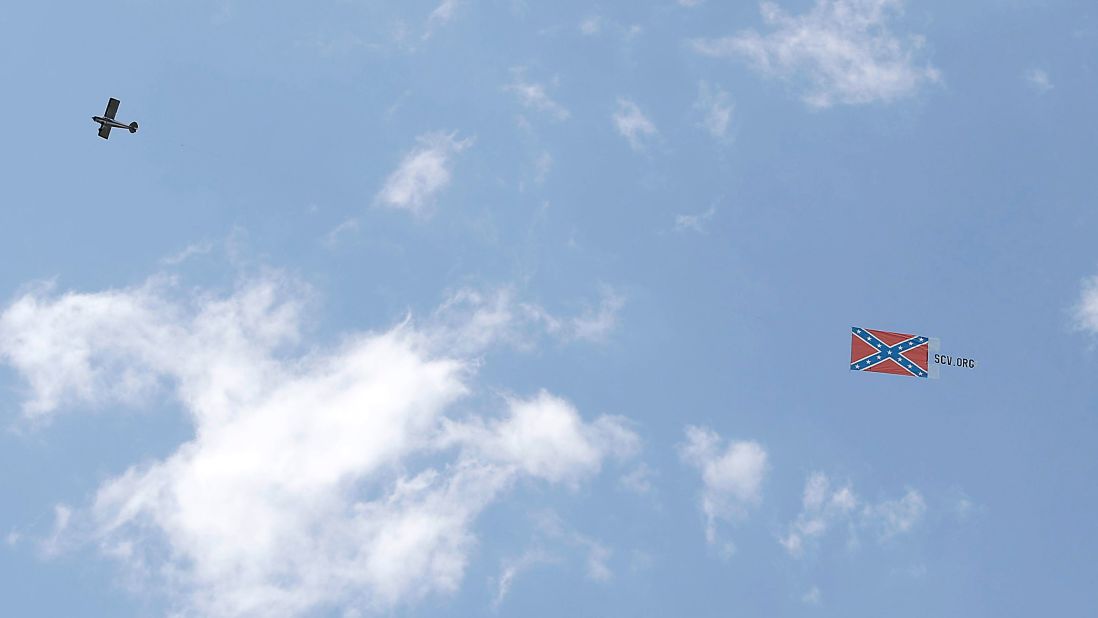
[98,124,112,139]
[104,98,120,120]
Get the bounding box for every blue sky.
[2,0,1098,616]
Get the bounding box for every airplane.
[92,98,138,139]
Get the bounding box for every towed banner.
[850,326,977,379]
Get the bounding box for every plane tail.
[128,121,138,133]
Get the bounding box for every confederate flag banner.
[850,327,939,379]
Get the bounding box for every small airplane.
[92,98,138,139]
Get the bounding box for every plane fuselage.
[92,116,132,129]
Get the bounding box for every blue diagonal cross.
[850,327,929,378]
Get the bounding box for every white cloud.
[674,206,717,233]
[440,390,639,487]
[694,82,734,139]
[679,426,768,546]
[579,16,602,36]
[612,98,658,151]
[0,275,301,420]
[1024,68,1053,93]
[376,132,472,216]
[679,0,704,6]
[0,273,639,617]
[691,0,940,107]
[505,70,570,121]
[1073,275,1098,334]
[779,472,925,557]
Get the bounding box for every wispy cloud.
[779,472,925,557]
[424,0,461,38]
[533,151,553,184]
[578,15,643,40]
[505,69,570,121]
[323,217,359,246]
[691,0,940,107]
[675,206,717,233]
[679,426,768,549]
[1024,68,1053,93]
[779,472,858,556]
[492,549,556,609]
[864,489,927,540]
[376,132,472,217]
[694,82,734,140]
[492,511,620,608]
[1073,275,1098,334]
[618,462,655,495]
[160,241,213,266]
[568,289,626,343]
[579,16,602,36]
[40,504,72,558]
[427,286,626,353]
[531,512,617,582]
[612,98,657,151]
[297,32,372,58]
